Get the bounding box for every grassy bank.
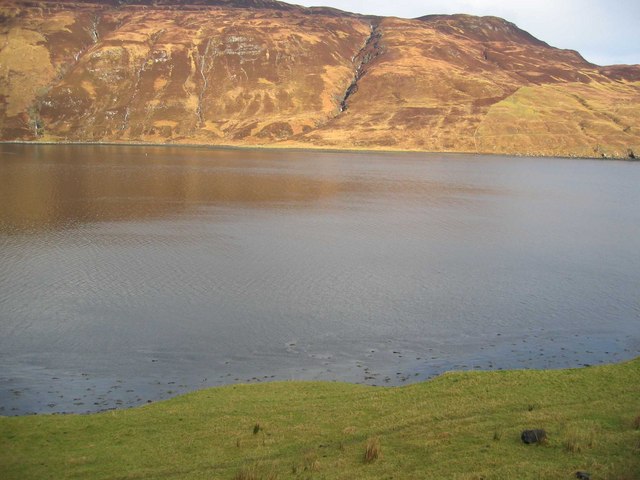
[1,359,639,479]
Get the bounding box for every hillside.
[1,0,639,158]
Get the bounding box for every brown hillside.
[1,0,638,158]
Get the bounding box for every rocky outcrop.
[1,0,639,158]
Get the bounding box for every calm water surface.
[1,144,639,414]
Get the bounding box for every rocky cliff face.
[1,0,639,158]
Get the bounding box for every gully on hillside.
[339,23,385,113]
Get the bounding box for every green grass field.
[2,358,639,479]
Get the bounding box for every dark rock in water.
[576,472,591,480]
[521,429,547,444]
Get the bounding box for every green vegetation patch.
[1,359,639,479]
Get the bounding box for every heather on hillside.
[1,0,639,158]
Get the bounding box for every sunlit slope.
[0,1,369,143]
[295,15,640,158]
[1,1,639,158]
[475,81,640,157]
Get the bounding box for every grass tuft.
[564,435,581,454]
[234,463,278,480]
[303,450,320,472]
[563,423,597,453]
[253,423,261,435]
[364,436,382,463]
[233,464,259,480]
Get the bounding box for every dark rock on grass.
[521,429,547,444]
[576,471,591,480]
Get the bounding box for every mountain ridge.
[1,0,638,158]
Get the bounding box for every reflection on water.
[0,145,342,231]
[1,144,639,415]
[0,144,495,233]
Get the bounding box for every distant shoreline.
[1,140,636,161]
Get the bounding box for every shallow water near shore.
[1,144,639,415]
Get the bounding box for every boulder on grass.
[521,429,547,444]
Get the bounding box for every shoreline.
[3,354,639,419]
[2,357,639,479]
[1,139,637,162]
[2,329,637,417]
